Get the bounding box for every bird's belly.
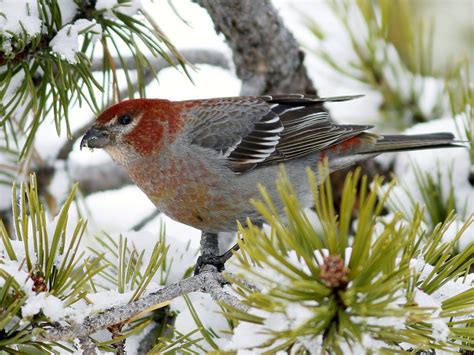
[128,157,247,232]
[156,186,243,232]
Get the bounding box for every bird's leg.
[194,232,241,274]
[195,231,224,274]
[194,223,262,275]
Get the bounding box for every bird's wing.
[184,95,370,173]
[184,97,282,166]
[260,95,372,164]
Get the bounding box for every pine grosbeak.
[81,95,456,271]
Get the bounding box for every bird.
[80,94,458,272]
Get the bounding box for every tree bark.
[194,0,316,96]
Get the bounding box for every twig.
[107,323,126,355]
[226,272,262,293]
[200,268,243,309]
[78,337,97,355]
[90,48,230,73]
[39,270,247,343]
[68,161,131,197]
[200,232,220,258]
[132,210,161,231]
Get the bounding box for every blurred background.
[0,0,473,352]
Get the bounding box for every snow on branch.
[39,268,247,343]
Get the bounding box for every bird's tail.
[358,132,460,154]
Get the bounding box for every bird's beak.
[80,127,111,150]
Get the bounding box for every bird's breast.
[127,153,243,232]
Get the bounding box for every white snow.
[360,334,387,351]
[414,289,450,342]
[414,288,441,310]
[0,71,32,172]
[57,0,78,25]
[431,319,450,342]
[120,229,198,283]
[442,218,474,252]
[221,307,295,353]
[431,273,474,304]
[0,259,34,294]
[395,117,471,193]
[410,257,474,309]
[409,256,435,280]
[95,0,142,17]
[124,321,156,354]
[0,0,82,58]
[226,320,273,350]
[22,292,65,321]
[381,116,474,240]
[263,312,290,332]
[50,19,101,64]
[47,160,71,204]
[0,182,12,209]
[172,292,231,351]
[286,302,314,328]
[0,0,42,38]
[351,315,406,330]
[88,289,144,311]
[415,76,446,119]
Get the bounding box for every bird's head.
[81,98,182,165]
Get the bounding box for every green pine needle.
[225,166,473,353]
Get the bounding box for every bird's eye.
[119,115,132,125]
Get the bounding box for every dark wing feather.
[184,94,369,173]
[259,95,371,164]
[227,111,283,164]
[264,100,371,163]
[184,98,282,168]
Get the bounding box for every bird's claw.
[194,254,227,275]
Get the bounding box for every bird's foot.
[195,231,241,275]
[194,252,229,275]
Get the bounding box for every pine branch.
[0,0,98,67]
[223,167,474,353]
[0,0,188,160]
[0,36,51,66]
[39,269,247,343]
